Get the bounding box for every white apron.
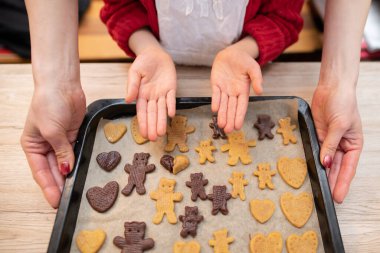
[155,0,249,66]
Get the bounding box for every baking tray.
[47,96,344,253]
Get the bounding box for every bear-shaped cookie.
[113,221,154,253]
[165,115,195,152]
[221,131,256,165]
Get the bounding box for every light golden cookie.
[228,171,248,200]
[253,163,276,190]
[276,117,297,145]
[103,122,127,143]
[280,192,313,228]
[150,178,183,224]
[130,116,148,144]
[278,157,307,189]
[220,131,256,166]
[249,199,275,223]
[173,241,201,253]
[209,228,234,253]
[286,231,318,253]
[249,232,283,253]
[165,115,195,152]
[76,229,106,253]
[195,139,216,164]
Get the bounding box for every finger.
[218,93,228,129]
[333,149,361,203]
[147,99,158,141]
[235,93,249,130]
[166,89,176,118]
[225,96,237,133]
[125,68,141,103]
[328,150,343,194]
[247,63,263,95]
[26,153,61,208]
[211,85,221,113]
[42,127,75,176]
[47,152,65,192]
[320,126,345,170]
[136,98,148,138]
[157,97,167,137]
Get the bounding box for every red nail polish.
[323,155,332,169]
[60,162,70,176]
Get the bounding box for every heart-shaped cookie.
[96,151,121,172]
[76,229,106,253]
[278,157,307,189]
[249,232,283,253]
[286,231,318,253]
[173,241,201,253]
[249,199,275,223]
[280,192,313,228]
[86,181,119,213]
[103,122,127,143]
[131,116,148,144]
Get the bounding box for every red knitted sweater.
[100,0,304,65]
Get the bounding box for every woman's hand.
[211,40,263,133]
[21,84,86,208]
[126,46,176,141]
[311,84,363,203]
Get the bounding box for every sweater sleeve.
[242,0,304,65]
[100,0,150,57]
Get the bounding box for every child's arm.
[21,0,86,209]
[311,0,369,203]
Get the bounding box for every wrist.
[227,36,259,59]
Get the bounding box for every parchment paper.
[70,99,324,253]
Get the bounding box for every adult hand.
[125,46,176,141]
[311,84,363,203]
[21,85,86,208]
[211,44,263,133]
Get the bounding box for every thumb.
[247,62,263,95]
[320,125,344,169]
[43,128,75,176]
[125,68,141,103]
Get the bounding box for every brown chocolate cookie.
[186,173,209,201]
[122,153,156,196]
[209,115,227,139]
[179,206,204,238]
[207,185,232,215]
[113,221,155,253]
[96,151,121,172]
[86,181,119,213]
[160,155,174,172]
[254,114,275,140]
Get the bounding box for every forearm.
[228,36,259,59]
[319,0,371,87]
[128,29,164,56]
[26,0,80,88]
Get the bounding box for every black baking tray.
[47,96,345,253]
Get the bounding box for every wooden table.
[0,63,379,252]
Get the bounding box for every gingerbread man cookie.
[228,171,249,201]
[209,229,234,253]
[150,178,183,224]
[173,241,201,253]
[195,139,216,164]
[186,173,209,201]
[165,115,195,152]
[113,221,154,253]
[209,115,227,139]
[208,185,232,215]
[254,114,275,140]
[220,131,256,166]
[276,117,297,145]
[179,206,203,238]
[122,153,155,196]
[253,163,276,190]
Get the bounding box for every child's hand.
[211,41,263,133]
[125,47,176,141]
[21,85,86,208]
[311,84,363,203]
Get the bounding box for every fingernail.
[323,155,332,169]
[60,162,70,176]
